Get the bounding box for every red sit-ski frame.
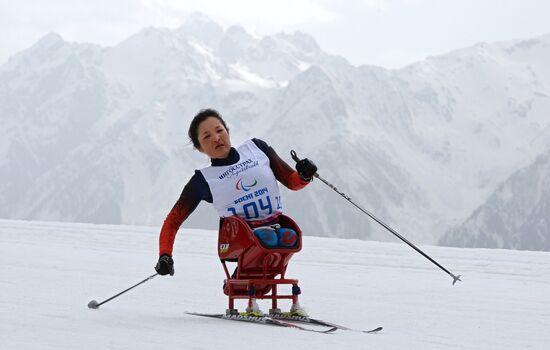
[218,215,302,314]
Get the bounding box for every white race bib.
[199,140,283,221]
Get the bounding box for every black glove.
[296,158,318,181]
[155,254,174,276]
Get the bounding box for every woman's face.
[197,116,231,159]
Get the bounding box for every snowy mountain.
[0,14,327,229]
[440,147,550,251]
[1,218,549,349]
[1,13,550,249]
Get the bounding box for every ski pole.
[88,273,159,309]
[291,150,462,285]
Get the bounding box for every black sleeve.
[158,171,213,255]
[251,138,309,190]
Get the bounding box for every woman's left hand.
[296,158,318,181]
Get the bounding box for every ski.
[270,314,383,334]
[185,312,337,334]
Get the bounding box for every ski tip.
[364,326,383,333]
[185,311,225,317]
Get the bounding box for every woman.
[154,109,317,278]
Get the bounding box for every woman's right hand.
[155,254,175,276]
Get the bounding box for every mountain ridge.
[1,14,550,249]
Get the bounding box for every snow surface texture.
[1,219,549,349]
[1,13,550,250]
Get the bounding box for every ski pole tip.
[88,300,99,309]
[452,274,462,285]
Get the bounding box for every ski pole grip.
[290,150,300,163]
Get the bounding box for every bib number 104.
[227,195,282,219]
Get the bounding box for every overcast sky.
[1,0,549,69]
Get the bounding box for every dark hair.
[188,108,229,149]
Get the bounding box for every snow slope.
[1,219,549,349]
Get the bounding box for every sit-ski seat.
[218,214,302,314]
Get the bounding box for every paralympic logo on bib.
[236,177,257,192]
